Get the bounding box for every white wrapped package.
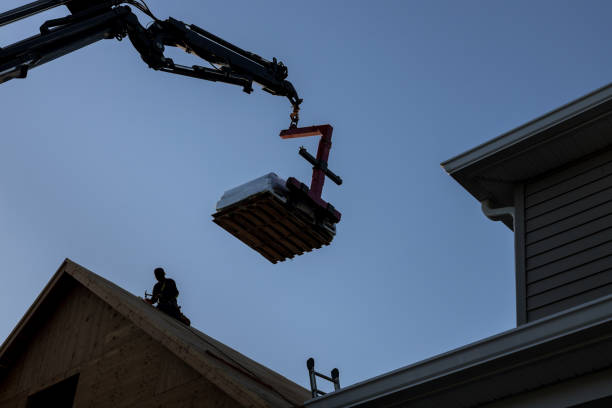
[215,173,289,211]
[213,172,337,263]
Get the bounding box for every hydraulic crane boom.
[0,0,303,127]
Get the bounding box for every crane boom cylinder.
[0,1,302,126]
[0,0,70,27]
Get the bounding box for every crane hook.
[290,104,300,129]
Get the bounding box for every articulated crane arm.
[0,0,303,127]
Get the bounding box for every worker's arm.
[0,0,302,127]
[149,282,161,304]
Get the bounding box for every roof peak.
[1,259,309,407]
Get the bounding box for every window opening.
[27,373,79,408]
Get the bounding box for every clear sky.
[2,0,612,391]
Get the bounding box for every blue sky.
[2,0,612,390]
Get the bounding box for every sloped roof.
[0,259,310,408]
[441,82,612,213]
[303,293,612,407]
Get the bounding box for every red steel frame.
[279,124,341,222]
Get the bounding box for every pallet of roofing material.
[213,124,342,263]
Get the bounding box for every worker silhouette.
[149,267,182,320]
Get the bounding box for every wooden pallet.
[212,191,336,263]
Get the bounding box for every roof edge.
[62,260,274,408]
[1,259,293,408]
[0,258,70,362]
[304,292,612,407]
[441,82,612,174]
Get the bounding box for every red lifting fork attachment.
[280,124,342,223]
[212,125,342,264]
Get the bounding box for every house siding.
[523,148,612,322]
[0,279,241,408]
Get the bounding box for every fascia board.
[304,293,612,408]
[441,83,612,175]
[0,259,69,364]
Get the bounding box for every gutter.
[304,293,612,408]
[481,200,515,230]
[441,82,612,175]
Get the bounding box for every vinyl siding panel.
[527,269,612,309]
[526,174,612,219]
[526,228,612,269]
[526,201,612,244]
[525,148,612,196]
[525,160,612,208]
[528,260,612,294]
[527,283,612,321]
[524,148,612,322]
[526,187,612,231]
